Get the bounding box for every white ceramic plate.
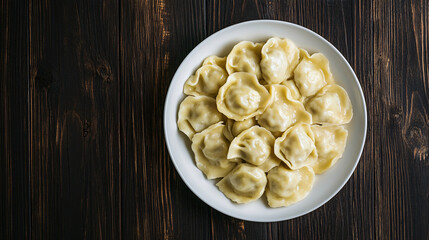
[164,20,367,222]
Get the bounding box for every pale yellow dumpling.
[280,79,303,102]
[217,163,267,203]
[226,41,263,79]
[202,56,227,69]
[260,37,300,84]
[184,64,228,97]
[293,49,333,97]
[274,123,318,170]
[266,165,315,207]
[217,72,272,121]
[177,96,225,139]
[311,125,348,174]
[257,85,311,135]
[305,84,353,124]
[191,122,238,179]
[228,126,281,171]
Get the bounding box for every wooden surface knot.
[389,106,403,126]
[402,92,429,163]
[96,60,112,83]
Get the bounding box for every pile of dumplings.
[177,37,353,208]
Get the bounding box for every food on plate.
[216,72,271,121]
[217,163,267,203]
[227,126,281,171]
[274,123,318,170]
[256,85,311,136]
[266,165,315,207]
[178,95,225,139]
[177,37,353,208]
[191,122,238,179]
[310,125,348,173]
[305,84,353,124]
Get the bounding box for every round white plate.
[164,20,367,222]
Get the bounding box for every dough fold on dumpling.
[260,37,300,84]
[274,123,318,170]
[257,85,311,135]
[293,49,333,97]
[184,65,228,97]
[266,165,314,207]
[305,84,353,124]
[202,56,227,69]
[178,95,225,139]
[217,72,272,121]
[280,79,303,102]
[217,163,267,203]
[310,125,348,174]
[191,122,238,179]
[226,41,263,79]
[223,118,256,142]
[228,126,280,171]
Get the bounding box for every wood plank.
[119,0,210,239]
[372,0,429,239]
[29,0,121,238]
[350,0,376,239]
[0,0,30,239]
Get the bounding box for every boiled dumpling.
[217,163,267,203]
[217,72,272,121]
[184,56,228,97]
[266,165,315,207]
[226,41,263,79]
[311,125,348,174]
[223,118,256,141]
[274,123,318,169]
[281,79,303,102]
[191,122,238,179]
[202,56,227,69]
[257,85,311,135]
[305,84,353,124]
[228,126,280,171]
[293,49,333,97]
[178,95,225,139]
[260,37,300,84]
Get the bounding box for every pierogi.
[177,37,353,208]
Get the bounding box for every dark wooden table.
[1,0,428,239]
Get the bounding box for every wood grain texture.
[120,1,212,239]
[29,0,121,238]
[0,0,30,239]
[1,0,428,239]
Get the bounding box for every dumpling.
[217,72,272,121]
[216,163,267,203]
[281,79,303,102]
[293,49,333,97]
[274,123,317,170]
[228,126,280,171]
[191,122,238,179]
[184,56,228,97]
[202,56,227,69]
[223,118,256,141]
[178,95,225,139]
[266,165,315,207]
[226,41,263,79]
[311,125,348,174]
[257,85,311,135]
[260,37,300,84]
[305,84,353,124]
